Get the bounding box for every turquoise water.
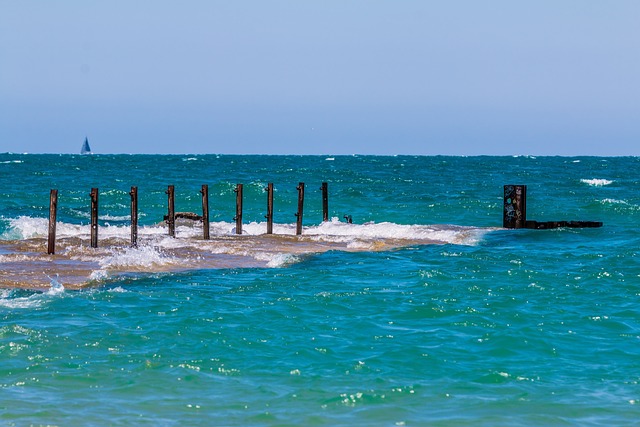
[1,154,639,425]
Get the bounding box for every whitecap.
[600,198,629,205]
[581,178,613,187]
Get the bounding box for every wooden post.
[90,187,99,248]
[234,183,243,235]
[265,183,274,234]
[166,185,175,237]
[201,184,210,240]
[321,182,329,222]
[296,182,304,235]
[503,185,527,229]
[47,189,58,255]
[130,186,138,247]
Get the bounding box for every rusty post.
[90,187,99,248]
[166,185,175,237]
[295,182,304,235]
[201,184,210,240]
[503,185,527,229]
[265,183,274,234]
[130,186,138,247]
[47,189,58,255]
[321,182,329,222]
[234,183,243,235]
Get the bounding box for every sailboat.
[80,137,92,155]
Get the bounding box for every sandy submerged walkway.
[1,217,491,290]
[0,232,447,290]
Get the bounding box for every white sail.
[81,137,92,155]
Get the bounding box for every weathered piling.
[166,185,175,237]
[201,184,210,240]
[234,184,243,235]
[503,185,527,229]
[265,183,274,234]
[296,182,305,235]
[130,186,138,247]
[503,184,603,229]
[47,189,58,255]
[90,188,99,248]
[321,182,329,222]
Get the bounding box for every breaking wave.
[581,178,613,187]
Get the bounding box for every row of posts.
[47,182,329,254]
[46,183,602,255]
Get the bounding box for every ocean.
[1,154,639,426]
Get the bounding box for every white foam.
[304,218,486,246]
[4,217,49,239]
[3,215,488,247]
[581,178,613,187]
[2,216,174,240]
[215,218,487,246]
[99,245,176,269]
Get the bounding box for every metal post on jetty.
[234,184,243,235]
[47,189,58,255]
[166,185,175,237]
[296,182,305,235]
[503,185,527,229]
[201,184,210,240]
[321,182,329,222]
[90,187,99,248]
[265,183,274,234]
[130,186,138,247]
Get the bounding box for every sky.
[1,1,639,155]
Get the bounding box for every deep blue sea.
[1,154,639,426]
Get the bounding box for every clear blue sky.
[1,1,638,155]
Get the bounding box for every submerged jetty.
[46,182,604,255]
